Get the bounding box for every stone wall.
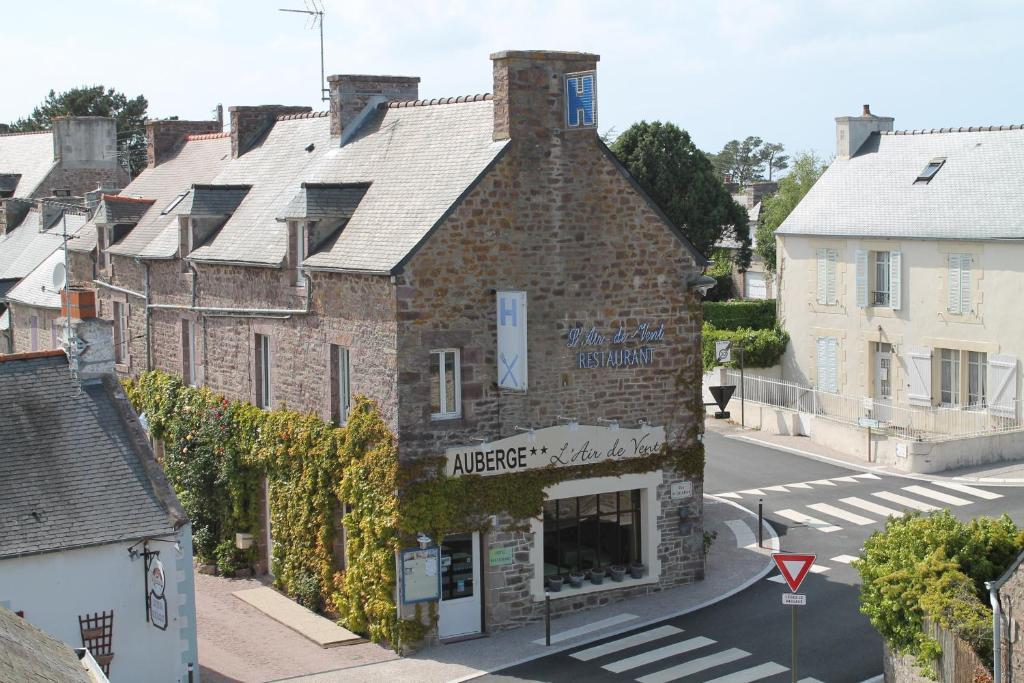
[8,303,63,353]
[29,165,128,200]
[1000,555,1024,680]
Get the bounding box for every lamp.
[687,274,718,297]
[416,533,432,549]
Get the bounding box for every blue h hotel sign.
[496,291,528,390]
[565,71,597,128]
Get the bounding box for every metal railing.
[724,370,1021,442]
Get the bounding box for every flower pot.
[589,568,605,585]
[609,565,627,582]
[568,572,585,588]
[546,576,563,592]
[629,562,645,580]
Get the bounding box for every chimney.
[229,105,312,158]
[51,117,119,169]
[0,197,31,236]
[835,104,894,160]
[57,291,114,382]
[327,75,420,139]
[146,119,222,168]
[490,50,600,142]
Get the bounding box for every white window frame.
[331,344,351,424]
[947,253,972,314]
[114,301,129,365]
[939,348,960,407]
[873,251,890,307]
[430,348,462,420]
[967,351,987,409]
[294,222,307,287]
[256,334,272,409]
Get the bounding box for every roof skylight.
[914,158,946,184]
[161,190,190,215]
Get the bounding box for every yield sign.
[772,553,817,592]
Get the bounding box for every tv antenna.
[279,0,329,102]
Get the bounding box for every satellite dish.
[52,262,67,291]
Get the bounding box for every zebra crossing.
[568,623,808,682]
[710,472,882,499]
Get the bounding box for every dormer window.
[291,221,307,287]
[914,158,946,184]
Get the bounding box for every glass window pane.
[578,495,598,518]
[430,352,441,414]
[579,516,601,570]
[632,489,641,510]
[444,351,456,414]
[618,491,632,510]
[440,534,473,600]
[599,492,617,514]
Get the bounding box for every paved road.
[483,430,1024,683]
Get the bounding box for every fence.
[723,370,1022,442]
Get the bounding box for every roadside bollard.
[545,593,551,646]
[758,498,764,548]
[188,663,194,683]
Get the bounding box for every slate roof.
[5,249,67,309]
[0,604,95,683]
[0,210,86,282]
[92,194,156,225]
[0,353,186,559]
[71,135,232,255]
[777,127,1024,239]
[180,184,251,217]
[277,182,369,221]
[0,131,55,199]
[0,309,8,331]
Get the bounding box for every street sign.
[709,385,735,418]
[857,417,881,429]
[715,340,732,364]
[772,553,817,592]
[782,593,806,606]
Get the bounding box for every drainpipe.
[987,581,1001,683]
[135,259,153,371]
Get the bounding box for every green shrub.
[855,511,1024,674]
[701,323,789,370]
[703,300,776,330]
[214,539,243,577]
[292,569,324,612]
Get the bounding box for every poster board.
[400,546,441,605]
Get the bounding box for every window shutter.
[826,249,837,304]
[907,347,933,406]
[855,250,868,308]
[987,353,1017,418]
[816,249,827,305]
[816,336,838,393]
[889,250,902,310]
[959,255,971,315]
[947,254,962,313]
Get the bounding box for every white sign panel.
[446,424,666,477]
[670,481,693,500]
[782,593,806,606]
[497,291,528,390]
[715,340,731,364]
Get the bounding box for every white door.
[438,532,482,639]
[744,271,767,299]
[873,343,893,422]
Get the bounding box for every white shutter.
[855,250,868,308]
[816,249,827,305]
[889,251,902,310]
[947,254,962,313]
[987,353,1017,418]
[907,347,933,406]
[959,255,971,315]
[816,336,838,393]
[826,249,837,304]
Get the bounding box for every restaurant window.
[330,344,351,424]
[542,489,642,580]
[255,334,272,409]
[430,349,461,419]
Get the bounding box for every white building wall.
[777,234,1019,410]
[0,524,199,683]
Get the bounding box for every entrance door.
[874,343,893,422]
[438,532,481,639]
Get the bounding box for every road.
[482,429,1024,683]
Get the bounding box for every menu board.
[400,546,441,605]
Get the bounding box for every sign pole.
[740,344,745,428]
[791,603,797,682]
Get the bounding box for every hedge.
[701,323,788,371]
[855,511,1024,676]
[703,300,776,331]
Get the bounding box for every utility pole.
[279,1,329,102]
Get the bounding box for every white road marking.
[832,554,860,564]
[768,564,827,583]
[799,678,827,683]
[853,473,882,480]
[739,489,766,496]
[764,485,790,492]
[807,502,875,525]
[902,485,971,507]
[570,625,682,661]
[725,519,757,549]
[531,613,638,644]
[635,648,750,683]
[832,476,859,483]
[775,509,842,532]
[787,482,813,489]
[705,661,789,682]
[808,479,836,486]
[872,491,939,512]
[602,636,714,673]
[715,492,743,499]
[932,481,1003,500]
[840,496,905,519]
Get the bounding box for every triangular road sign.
[709,385,736,412]
[771,552,817,592]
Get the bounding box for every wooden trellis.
[79,610,114,676]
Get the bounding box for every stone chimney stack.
[835,104,894,160]
[327,75,420,139]
[146,119,222,168]
[229,105,312,158]
[51,117,119,169]
[57,289,115,382]
[490,50,600,143]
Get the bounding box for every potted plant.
[568,571,586,588]
[629,561,645,580]
[609,565,627,582]
[546,575,564,592]
[589,567,606,585]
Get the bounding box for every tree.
[7,86,149,177]
[610,121,751,269]
[710,136,790,185]
[755,151,828,272]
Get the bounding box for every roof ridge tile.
[185,132,230,141]
[0,129,51,138]
[276,110,330,121]
[881,123,1024,136]
[102,194,156,204]
[386,93,493,109]
[0,349,66,363]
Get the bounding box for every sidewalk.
[278,496,777,682]
[705,418,1024,484]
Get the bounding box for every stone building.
[67,50,708,639]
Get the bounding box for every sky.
[4,0,1023,160]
